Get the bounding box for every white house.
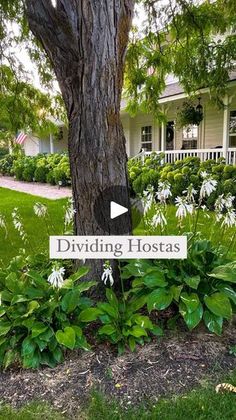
[23,72,236,165]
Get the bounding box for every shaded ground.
[0,176,71,199]
[0,326,235,417]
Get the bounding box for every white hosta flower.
[0,293,2,306]
[33,202,48,218]
[101,263,114,287]
[142,187,155,215]
[224,194,235,209]
[0,213,7,238]
[200,171,208,179]
[64,198,76,226]
[12,208,28,242]
[175,197,194,220]
[221,210,236,228]
[48,267,65,288]
[131,197,144,214]
[152,210,167,228]
[200,178,217,199]
[215,194,225,212]
[183,184,197,203]
[156,181,172,203]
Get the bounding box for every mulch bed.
[0,325,236,416]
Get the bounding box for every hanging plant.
[177,100,203,128]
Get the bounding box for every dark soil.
[0,326,236,416]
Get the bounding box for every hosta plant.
[122,241,236,335]
[0,253,96,369]
[95,288,163,354]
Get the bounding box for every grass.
[1,371,236,419]
[0,187,67,263]
[0,187,235,264]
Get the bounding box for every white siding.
[203,102,224,148]
[24,136,40,156]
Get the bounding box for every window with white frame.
[229,110,236,147]
[182,125,198,149]
[141,126,152,151]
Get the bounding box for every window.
[141,126,152,151]
[182,125,198,149]
[229,110,236,147]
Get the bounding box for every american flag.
[16,132,27,145]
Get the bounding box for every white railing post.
[49,134,54,154]
[222,95,230,162]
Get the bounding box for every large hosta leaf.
[180,292,200,313]
[147,289,173,312]
[143,270,167,288]
[204,292,232,319]
[61,289,81,313]
[216,284,236,305]
[203,310,223,335]
[179,301,203,330]
[183,275,201,290]
[56,327,76,350]
[209,262,236,283]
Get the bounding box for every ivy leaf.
[204,293,232,319]
[203,310,223,335]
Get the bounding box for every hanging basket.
[177,101,203,128]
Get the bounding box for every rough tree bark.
[25,0,134,283]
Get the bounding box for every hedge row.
[0,153,70,186]
[128,153,236,207]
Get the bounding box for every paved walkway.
[0,176,72,200]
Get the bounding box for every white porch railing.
[130,148,236,165]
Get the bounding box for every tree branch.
[25,0,79,65]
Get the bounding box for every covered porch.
[122,81,236,165]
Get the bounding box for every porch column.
[49,133,54,154]
[161,121,166,152]
[222,95,230,161]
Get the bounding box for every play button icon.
[110,201,128,220]
[93,185,143,234]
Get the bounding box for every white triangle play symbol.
[110,201,128,220]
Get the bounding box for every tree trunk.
[25,0,134,284]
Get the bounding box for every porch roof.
[160,70,236,100]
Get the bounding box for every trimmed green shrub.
[34,166,49,183]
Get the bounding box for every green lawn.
[0,187,235,264]
[1,371,236,419]
[0,187,67,263]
